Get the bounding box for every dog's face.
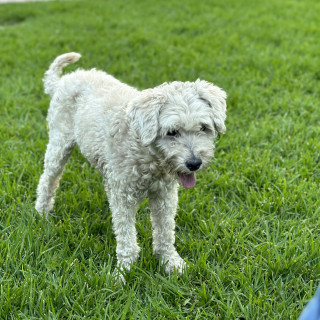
[128,80,227,188]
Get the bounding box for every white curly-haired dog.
[36,52,227,277]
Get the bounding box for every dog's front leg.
[148,183,186,274]
[107,191,140,275]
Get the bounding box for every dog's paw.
[112,268,127,285]
[35,204,50,219]
[35,197,54,219]
[162,253,187,274]
[113,261,132,285]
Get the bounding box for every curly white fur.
[36,52,227,277]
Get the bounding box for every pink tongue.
[178,173,196,189]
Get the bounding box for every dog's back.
[44,52,138,114]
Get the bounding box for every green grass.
[1,0,320,318]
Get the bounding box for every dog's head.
[127,80,227,188]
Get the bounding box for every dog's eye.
[200,125,207,132]
[167,130,179,137]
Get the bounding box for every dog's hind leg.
[36,130,75,217]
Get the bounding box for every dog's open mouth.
[178,173,196,189]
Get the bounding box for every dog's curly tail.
[43,52,81,97]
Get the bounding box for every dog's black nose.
[186,158,202,171]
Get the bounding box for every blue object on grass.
[299,286,320,320]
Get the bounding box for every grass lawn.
[1,0,320,318]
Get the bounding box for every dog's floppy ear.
[195,79,227,134]
[127,89,166,146]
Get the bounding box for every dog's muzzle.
[177,157,202,189]
[185,158,202,172]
